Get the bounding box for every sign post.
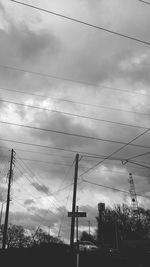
[68,210,87,267]
[68,212,87,218]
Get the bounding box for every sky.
[1,0,150,243]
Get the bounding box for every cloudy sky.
[1,0,150,243]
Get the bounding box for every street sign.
[68,212,87,218]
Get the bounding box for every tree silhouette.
[96,204,150,248]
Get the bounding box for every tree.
[7,224,31,248]
[96,204,150,248]
[80,231,96,244]
[32,227,63,247]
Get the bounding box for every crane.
[128,173,139,218]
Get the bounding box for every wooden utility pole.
[76,206,79,242]
[0,202,4,226]
[70,153,79,247]
[2,149,15,249]
[88,220,91,235]
[114,216,119,250]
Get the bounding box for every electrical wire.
[138,0,150,5]
[0,98,149,130]
[16,151,73,212]
[15,161,41,191]
[14,164,47,201]
[17,182,74,201]
[81,154,150,164]
[0,65,93,87]
[0,137,114,157]
[2,145,150,167]
[1,73,150,99]
[14,162,64,214]
[124,160,150,170]
[15,160,63,211]
[79,128,150,177]
[16,157,71,167]
[10,0,150,46]
[82,179,150,200]
[126,151,150,161]
[0,145,74,160]
[1,86,150,117]
[1,120,150,149]
[12,198,58,221]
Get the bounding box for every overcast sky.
[1,0,150,243]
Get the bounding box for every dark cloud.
[24,199,35,205]
[32,182,50,194]
[9,205,64,230]
[0,23,60,64]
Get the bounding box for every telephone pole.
[70,153,79,247]
[2,149,15,249]
[76,206,79,243]
[88,220,91,235]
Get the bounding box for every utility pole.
[114,219,119,250]
[2,149,15,249]
[0,202,5,226]
[76,206,79,243]
[70,153,79,247]
[88,220,91,235]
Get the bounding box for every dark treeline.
[0,224,63,248]
[0,204,150,250]
[80,204,150,251]
[1,204,150,267]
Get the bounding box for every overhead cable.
[1,120,150,149]
[1,86,150,117]
[82,179,150,199]
[0,99,148,130]
[79,128,150,177]
[138,0,150,5]
[10,0,150,46]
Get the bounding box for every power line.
[81,154,150,163]
[10,0,150,46]
[82,179,150,200]
[1,145,150,166]
[0,137,115,156]
[81,156,150,169]
[16,156,65,211]
[15,160,65,213]
[0,65,93,86]
[0,99,149,130]
[124,160,150,170]
[127,151,150,161]
[14,164,44,200]
[79,128,150,177]
[12,198,48,221]
[1,70,150,99]
[1,135,150,161]
[1,120,150,149]
[15,160,40,189]
[17,182,74,201]
[0,145,74,160]
[81,165,150,177]
[12,198,59,221]
[138,0,150,5]
[1,86,150,117]
[16,157,71,167]
[17,150,76,211]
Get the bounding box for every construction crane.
[128,173,139,218]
